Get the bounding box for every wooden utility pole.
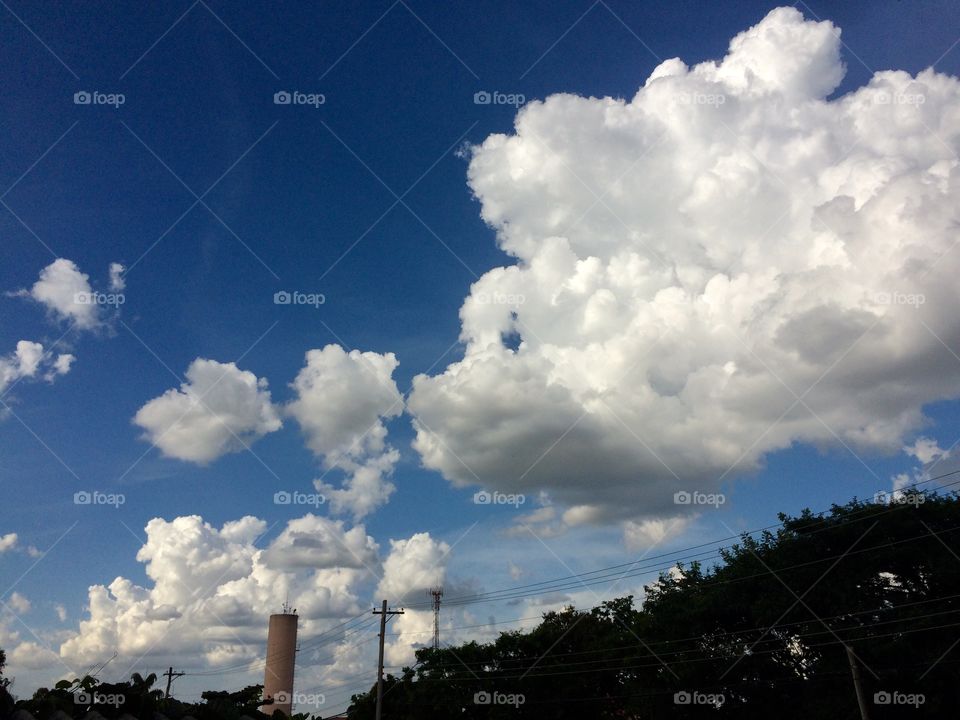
[163,667,184,699]
[845,645,871,720]
[373,599,404,720]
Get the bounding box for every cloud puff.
[7,591,31,614]
[109,262,126,292]
[262,514,379,571]
[0,532,18,553]
[0,340,74,395]
[133,358,282,463]
[59,514,375,668]
[376,532,450,603]
[375,532,451,665]
[288,345,403,519]
[408,6,960,522]
[23,258,102,330]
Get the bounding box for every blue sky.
[2,0,960,711]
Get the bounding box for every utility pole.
[428,587,443,649]
[373,599,404,720]
[845,645,871,720]
[163,667,184,699]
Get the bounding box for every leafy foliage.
[348,492,960,719]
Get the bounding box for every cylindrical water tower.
[263,605,298,717]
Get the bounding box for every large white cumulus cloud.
[133,358,282,463]
[59,514,375,668]
[408,7,960,522]
[288,345,403,519]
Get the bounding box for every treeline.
[0,672,314,720]
[348,492,960,718]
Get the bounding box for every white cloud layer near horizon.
[407,6,960,524]
[30,513,451,682]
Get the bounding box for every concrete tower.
[263,604,298,717]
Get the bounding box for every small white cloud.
[623,517,692,552]
[0,533,18,553]
[55,604,67,622]
[109,262,126,292]
[7,592,30,614]
[903,437,948,465]
[133,358,282,464]
[25,258,100,330]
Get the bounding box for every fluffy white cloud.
[262,514,379,571]
[375,532,451,665]
[903,437,948,465]
[288,345,403,519]
[409,6,960,522]
[23,258,101,330]
[109,262,126,292]
[7,591,31,614]
[133,358,282,463]
[376,532,450,603]
[0,340,74,395]
[0,532,18,553]
[59,514,374,669]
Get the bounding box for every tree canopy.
[348,492,960,719]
